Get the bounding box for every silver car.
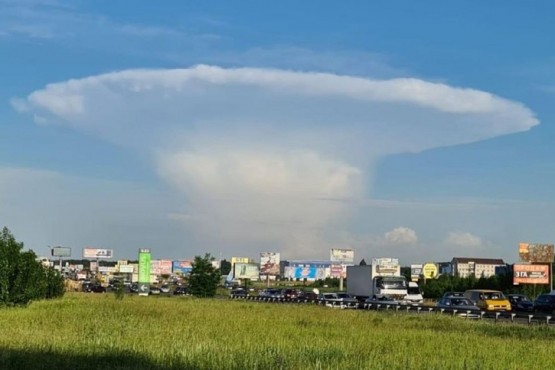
[437,297,480,318]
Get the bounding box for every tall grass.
[0,293,553,369]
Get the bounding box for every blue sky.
[1,0,554,264]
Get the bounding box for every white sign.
[330,248,354,263]
[83,248,113,259]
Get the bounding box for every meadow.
[0,293,554,370]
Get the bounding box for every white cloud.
[12,65,539,257]
[445,231,483,248]
[384,227,418,245]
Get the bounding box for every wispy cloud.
[0,0,204,44]
[12,65,539,258]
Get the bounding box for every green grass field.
[0,293,553,369]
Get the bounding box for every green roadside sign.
[138,248,151,296]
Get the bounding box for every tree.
[188,253,221,298]
[220,259,232,276]
[0,227,65,306]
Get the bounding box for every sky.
[1,0,554,264]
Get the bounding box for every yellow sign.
[231,257,250,266]
[422,263,438,279]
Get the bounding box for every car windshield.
[511,295,529,302]
[482,292,505,300]
[407,287,421,295]
[376,277,407,289]
[336,293,351,299]
[450,298,472,306]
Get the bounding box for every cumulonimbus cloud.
[12,65,539,257]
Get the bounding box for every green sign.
[138,248,151,295]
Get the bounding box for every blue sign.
[293,266,317,279]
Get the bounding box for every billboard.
[260,252,280,276]
[119,265,134,274]
[290,265,327,280]
[231,257,250,266]
[372,258,399,274]
[51,247,71,257]
[150,260,172,275]
[172,260,193,275]
[330,264,347,278]
[138,249,151,296]
[410,264,423,281]
[83,248,113,259]
[330,248,354,263]
[422,263,438,279]
[519,243,555,263]
[513,264,549,285]
[234,263,260,280]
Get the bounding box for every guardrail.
[228,294,554,325]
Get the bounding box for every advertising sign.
[234,263,260,280]
[260,252,280,276]
[422,263,438,279]
[119,265,134,274]
[513,264,549,285]
[150,260,172,275]
[330,264,347,278]
[330,248,354,263]
[83,248,113,259]
[138,249,151,296]
[172,260,193,275]
[410,264,423,282]
[372,258,399,274]
[519,243,555,263]
[231,257,250,266]
[293,265,317,279]
[51,247,71,257]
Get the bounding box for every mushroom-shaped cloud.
[13,65,538,256]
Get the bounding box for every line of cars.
[232,286,555,317]
[437,289,555,315]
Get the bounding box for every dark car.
[533,294,555,315]
[259,288,283,299]
[297,291,319,301]
[173,286,190,296]
[436,297,480,318]
[442,291,465,298]
[81,282,92,292]
[508,294,534,313]
[89,284,107,293]
[282,289,300,299]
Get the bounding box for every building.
[451,257,505,278]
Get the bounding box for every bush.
[0,227,65,306]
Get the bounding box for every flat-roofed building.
[451,257,505,278]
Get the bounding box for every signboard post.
[330,248,354,291]
[260,252,280,287]
[51,246,71,274]
[138,249,151,296]
[519,243,555,292]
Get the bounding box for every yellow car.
[464,289,511,312]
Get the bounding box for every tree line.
[0,227,65,306]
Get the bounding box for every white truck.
[347,258,408,301]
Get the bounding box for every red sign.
[513,264,549,285]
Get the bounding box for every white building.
[451,257,505,278]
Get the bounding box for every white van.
[405,282,424,305]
